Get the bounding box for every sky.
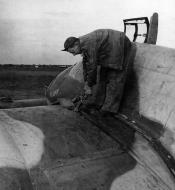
[0,0,174,65]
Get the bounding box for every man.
[62,29,131,114]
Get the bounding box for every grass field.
[0,65,69,100]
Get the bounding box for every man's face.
[67,42,81,56]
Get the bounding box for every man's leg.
[91,67,107,109]
[101,69,126,114]
[101,36,132,114]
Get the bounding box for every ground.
[0,65,69,100]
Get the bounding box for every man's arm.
[86,42,98,87]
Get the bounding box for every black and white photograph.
[0,0,175,189]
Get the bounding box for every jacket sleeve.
[86,42,98,87]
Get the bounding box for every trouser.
[101,69,127,113]
[93,36,132,114]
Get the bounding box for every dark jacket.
[79,29,127,87]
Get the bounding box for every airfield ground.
[0,64,70,100]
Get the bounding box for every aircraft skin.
[46,42,175,163]
[45,41,175,186]
[0,98,47,109]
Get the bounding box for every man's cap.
[62,37,79,51]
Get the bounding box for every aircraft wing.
[0,105,174,189]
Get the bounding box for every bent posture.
[62,29,131,114]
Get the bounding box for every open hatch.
[123,12,158,44]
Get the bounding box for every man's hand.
[73,93,95,112]
[84,82,92,95]
[73,83,94,112]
